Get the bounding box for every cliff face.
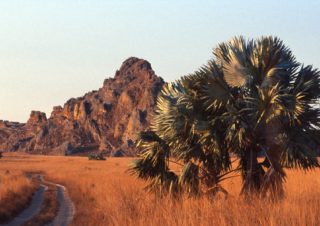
[0,57,164,156]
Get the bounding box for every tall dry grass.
[1,153,320,226]
[0,168,37,223]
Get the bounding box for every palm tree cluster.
[131,36,320,199]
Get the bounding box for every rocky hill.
[0,57,164,156]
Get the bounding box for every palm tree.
[131,36,320,198]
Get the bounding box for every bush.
[88,153,106,161]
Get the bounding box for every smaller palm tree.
[130,79,236,197]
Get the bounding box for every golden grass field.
[0,167,38,223]
[0,152,320,226]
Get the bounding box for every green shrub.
[88,153,106,161]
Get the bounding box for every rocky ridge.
[0,57,164,156]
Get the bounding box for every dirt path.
[0,184,47,226]
[1,175,75,226]
[45,182,75,226]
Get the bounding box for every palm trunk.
[241,149,264,195]
[260,146,286,200]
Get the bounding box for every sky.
[0,0,319,122]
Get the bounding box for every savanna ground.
[0,153,320,226]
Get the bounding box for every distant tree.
[131,36,320,199]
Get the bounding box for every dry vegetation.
[0,153,320,226]
[0,167,38,223]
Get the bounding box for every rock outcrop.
[0,57,164,156]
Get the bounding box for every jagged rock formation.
[0,57,164,156]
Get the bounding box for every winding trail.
[1,175,75,226]
[44,180,75,226]
[0,185,47,226]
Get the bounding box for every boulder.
[27,111,47,125]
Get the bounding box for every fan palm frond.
[214,36,253,88]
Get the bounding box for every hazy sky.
[1,0,320,122]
